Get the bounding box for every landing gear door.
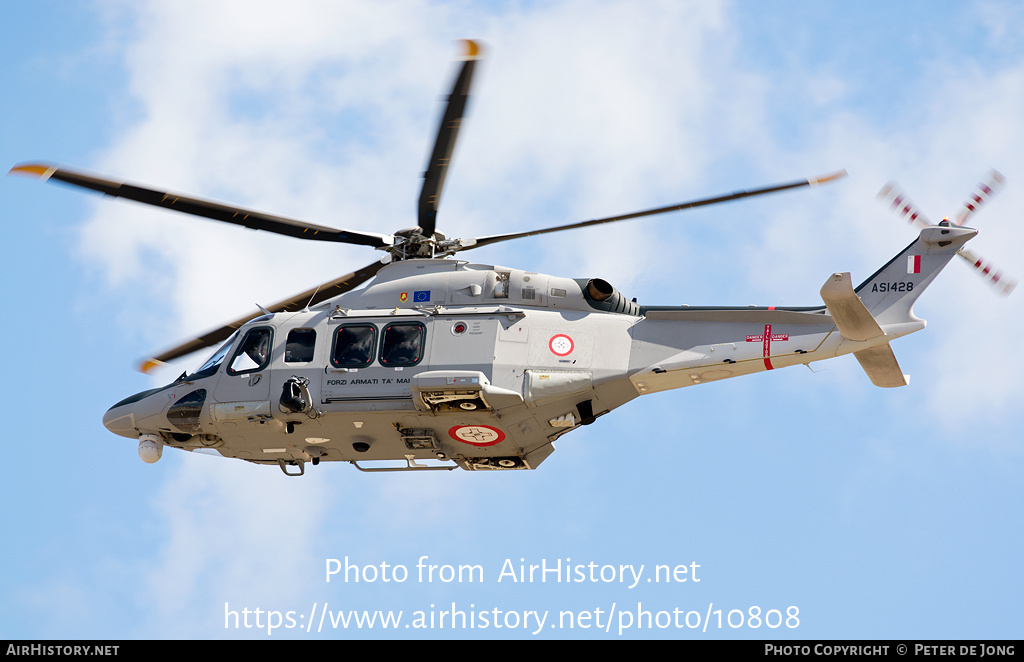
[322,319,431,403]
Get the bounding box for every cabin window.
[285,328,316,363]
[379,322,426,367]
[227,327,273,375]
[493,271,510,298]
[331,324,376,367]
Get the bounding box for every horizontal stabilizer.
[819,272,884,341]
[821,272,908,387]
[853,343,910,388]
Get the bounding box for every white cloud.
[141,452,335,635]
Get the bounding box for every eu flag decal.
[413,290,431,303]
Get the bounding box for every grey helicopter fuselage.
[15,43,1003,476]
[104,258,641,473]
[101,222,978,474]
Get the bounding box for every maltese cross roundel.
[549,334,574,357]
[448,425,506,447]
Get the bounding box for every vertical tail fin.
[855,224,977,325]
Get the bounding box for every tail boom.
[627,224,977,394]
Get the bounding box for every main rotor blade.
[10,163,393,249]
[460,170,848,251]
[418,40,481,237]
[138,259,387,373]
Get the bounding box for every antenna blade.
[417,40,481,237]
[10,162,393,249]
[461,170,847,251]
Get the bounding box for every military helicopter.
[10,41,1015,476]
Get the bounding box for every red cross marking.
[745,323,789,370]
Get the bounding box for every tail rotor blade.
[877,181,931,229]
[954,169,1005,226]
[956,247,1017,296]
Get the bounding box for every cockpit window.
[331,325,376,367]
[187,331,239,380]
[285,328,316,363]
[379,322,426,366]
[227,327,273,375]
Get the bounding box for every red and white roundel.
[448,425,506,447]
[548,333,574,357]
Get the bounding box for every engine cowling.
[580,278,639,315]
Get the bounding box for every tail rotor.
[877,172,1016,295]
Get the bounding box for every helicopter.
[10,41,1015,476]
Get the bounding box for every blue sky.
[2,1,1023,639]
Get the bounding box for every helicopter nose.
[102,386,165,439]
[103,402,138,438]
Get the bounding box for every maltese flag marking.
[907,255,922,274]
